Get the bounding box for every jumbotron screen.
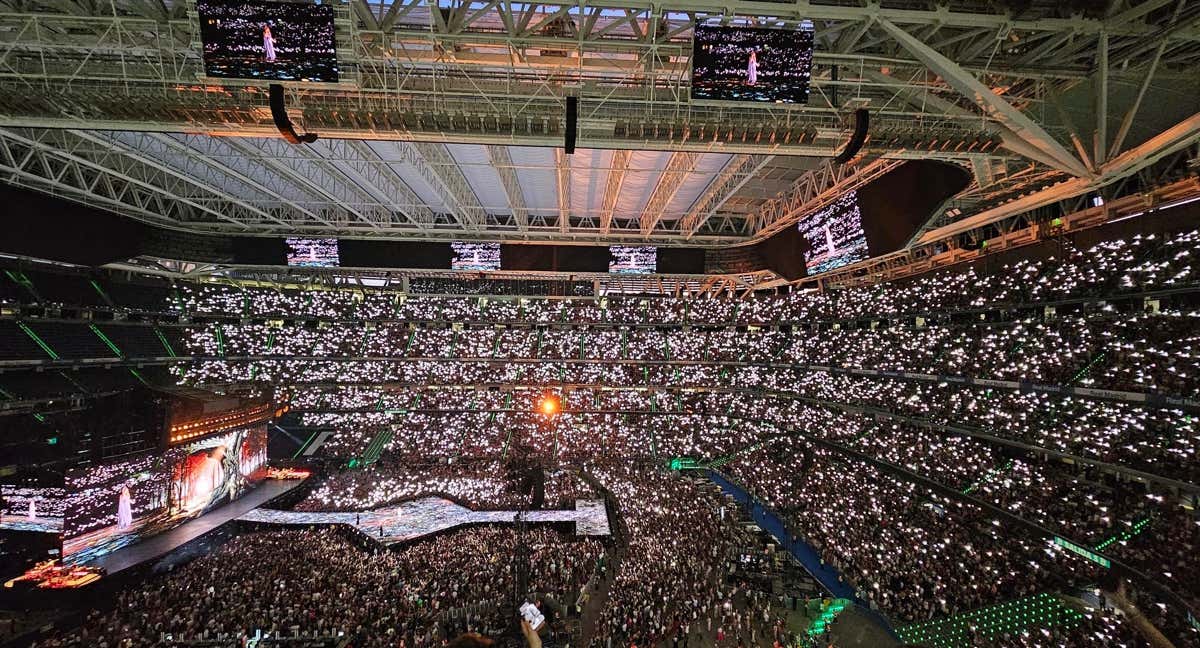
[286,238,340,267]
[197,0,339,83]
[451,242,501,271]
[61,426,268,564]
[691,23,815,104]
[609,246,657,274]
[798,192,869,274]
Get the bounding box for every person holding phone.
[447,619,541,648]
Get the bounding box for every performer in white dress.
[262,25,276,63]
[117,485,133,529]
[747,50,758,86]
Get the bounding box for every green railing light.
[1094,516,1152,552]
[897,592,1085,648]
[962,459,1013,495]
[89,279,111,304]
[1068,352,1106,385]
[17,322,60,360]
[89,324,124,358]
[154,328,178,357]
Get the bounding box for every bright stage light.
[539,395,560,417]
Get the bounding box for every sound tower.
[833,108,869,164]
[268,84,319,145]
[565,96,578,154]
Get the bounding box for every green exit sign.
[669,457,699,471]
[47,437,58,445]
[1054,537,1110,568]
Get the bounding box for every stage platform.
[85,479,302,576]
[238,497,610,544]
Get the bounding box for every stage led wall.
[61,425,268,564]
[691,23,815,104]
[197,0,339,83]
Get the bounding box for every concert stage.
[84,479,303,576]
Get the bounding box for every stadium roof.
[0,0,1198,247]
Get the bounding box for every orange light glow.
[539,396,560,417]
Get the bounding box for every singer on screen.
[117,485,133,529]
[747,50,758,85]
[262,24,276,62]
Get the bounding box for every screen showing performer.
[61,425,269,564]
[691,22,815,104]
[197,0,339,83]
[797,191,869,274]
[286,237,340,267]
[609,246,657,274]
[451,242,502,271]
[0,486,66,533]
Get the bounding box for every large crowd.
[588,465,789,648]
[295,460,595,512]
[163,229,1199,324]
[10,226,1200,647]
[31,525,602,648]
[177,306,1199,398]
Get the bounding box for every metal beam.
[484,144,529,231]
[340,139,436,229]
[749,158,905,238]
[600,150,631,235]
[876,18,1092,178]
[0,127,257,228]
[640,151,700,235]
[679,154,774,239]
[1095,31,1109,165]
[67,129,288,229]
[918,111,1200,244]
[406,142,487,229]
[220,137,369,230]
[555,148,571,234]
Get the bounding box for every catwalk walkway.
[238,497,610,544]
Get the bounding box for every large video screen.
[451,242,501,271]
[61,426,268,564]
[609,246,657,274]
[691,23,815,104]
[0,486,66,534]
[798,192,869,275]
[286,237,340,267]
[197,0,339,83]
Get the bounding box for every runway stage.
[238,497,611,544]
[84,479,302,576]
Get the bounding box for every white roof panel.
[662,153,733,222]
[508,146,558,219]
[364,140,451,214]
[446,144,504,213]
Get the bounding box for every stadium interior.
[1,0,1200,647]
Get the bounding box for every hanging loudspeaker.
[269,84,318,145]
[833,108,869,164]
[565,96,577,154]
